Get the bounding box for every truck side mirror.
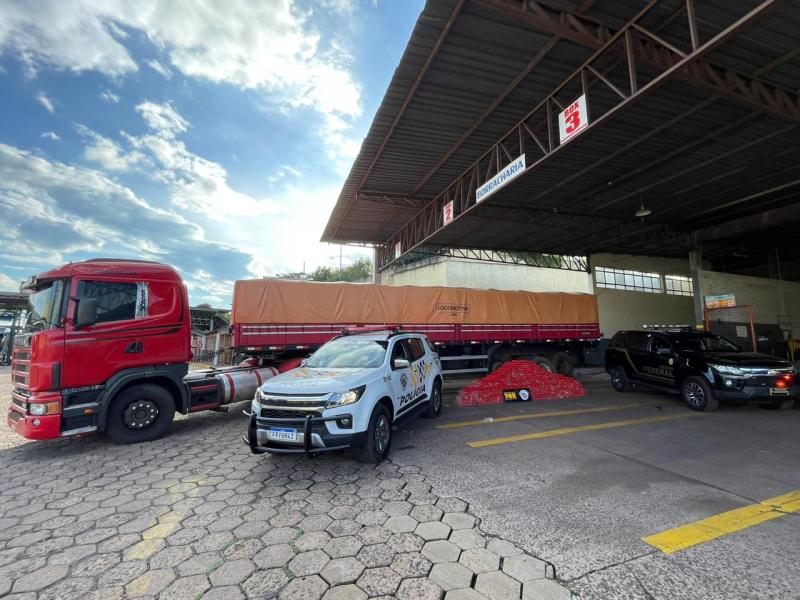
[657,347,672,355]
[74,298,98,329]
[393,358,410,370]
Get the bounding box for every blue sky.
[0,0,424,305]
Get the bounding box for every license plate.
[267,427,298,442]
[769,388,790,396]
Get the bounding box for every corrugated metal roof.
[323,0,800,277]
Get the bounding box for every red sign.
[443,200,454,225]
[558,94,588,144]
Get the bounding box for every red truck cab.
[8,259,192,441]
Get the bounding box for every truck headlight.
[327,385,366,408]
[28,402,60,416]
[251,399,261,415]
[709,364,744,376]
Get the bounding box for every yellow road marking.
[437,403,644,430]
[467,413,697,448]
[642,490,800,554]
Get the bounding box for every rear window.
[611,332,626,345]
[625,332,650,350]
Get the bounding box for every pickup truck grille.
[261,408,321,419]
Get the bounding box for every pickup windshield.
[25,280,66,332]
[306,338,388,369]
[673,334,739,352]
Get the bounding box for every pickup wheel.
[682,376,719,412]
[423,380,442,418]
[359,405,392,464]
[609,366,630,392]
[105,384,176,444]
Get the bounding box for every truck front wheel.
[106,383,176,444]
[359,405,392,463]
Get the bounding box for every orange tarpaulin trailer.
[232,279,598,326]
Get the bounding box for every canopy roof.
[323,0,800,279]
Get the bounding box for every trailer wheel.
[552,352,574,376]
[105,383,176,444]
[532,355,556,372]
[359,405,392,463]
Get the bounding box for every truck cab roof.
[32,259,182,284]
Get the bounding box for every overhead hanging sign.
[443,200,454,225]
[558,94,589,144]
[476,154,526,203]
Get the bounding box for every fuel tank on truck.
[185,367,278,405]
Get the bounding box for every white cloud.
[135,101,188,137]
[35,92,55,113]
[318,0,357,14]
[0,1,362,156]
[144,59,172,79]
[40,131,60,141]
[100,89,120,103]
[0,272,19,291]
[75,124,145,172]
[0,142,254,303]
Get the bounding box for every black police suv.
[605,329,796,411]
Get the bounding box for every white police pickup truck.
[245,329,443,462]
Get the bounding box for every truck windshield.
[25,280,66,332]
[306,338,388,369]
[674,334,739,352]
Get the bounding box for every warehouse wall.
[381,257,591,293]
[380,258,449,287]
[590,254,696,337]
[444,259,591,292]
[698,270,800,338]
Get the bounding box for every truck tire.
[762,398,795,410]
[532,355,556,372]
[552,352,574,377]
[359,404,392,463]
[423,380,442,419]
[681,376,719,412]
[609,366,630,392]
[105,383,176,444]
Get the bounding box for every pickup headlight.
[327,385,366,408]
[709,364,744,376]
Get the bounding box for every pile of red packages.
[458,360,587,406]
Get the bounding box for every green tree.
[276,257,372,282]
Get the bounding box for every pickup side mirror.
[74,298,98,329]
[393,358,410,370]
[657,347,672,355]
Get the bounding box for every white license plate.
[769,388,790,396]
[267,427,298,442]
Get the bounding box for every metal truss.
[376,0,783,271]
[474,0,800,122]
[389,246,589,272]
